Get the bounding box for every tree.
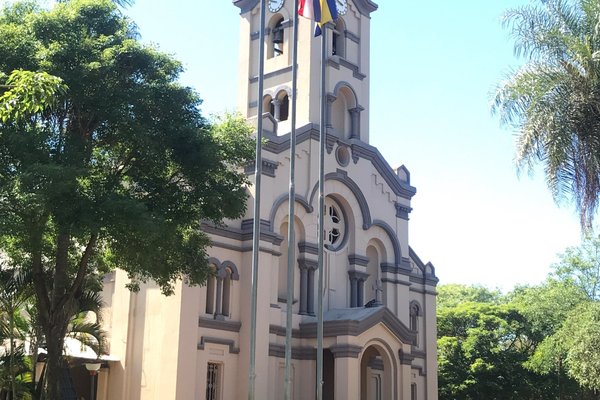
[0,268,32,400]
[438,301,540,399]
[492,0,600,227]
[437,284,503,310]
[562,302,600,390]
[0,1,255,398]
[552,233,600,300]
[511,235,600,394]
[437,283,595,399]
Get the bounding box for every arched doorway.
[359,344,394,400]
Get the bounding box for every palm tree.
[0,268,32,400]
[0,266,106,400]
[492,0,600,227]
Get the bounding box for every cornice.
[199,317,242,332]
[352,0,378,16]
[201,219,283,246]
[232,0,257,14]
[233,0,378,17]
[299,307,416,345]
[269,343,316,360]
[198,336,239,354]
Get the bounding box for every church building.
[97,1,439,399]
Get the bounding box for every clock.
[268,0,284,13]
[336,0,348,15]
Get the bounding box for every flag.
[299,0,338,36]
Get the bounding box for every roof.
[299,306,416,345]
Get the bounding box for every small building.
[99,1,439,399]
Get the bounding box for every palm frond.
[494,0,600,226]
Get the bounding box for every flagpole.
[316,22,327,400]
[284,0,300,398]
[248,0,267,398]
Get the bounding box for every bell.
[273,28,283,45]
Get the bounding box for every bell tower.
[233,0,378,143]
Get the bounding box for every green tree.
[552,233,600,300]
[520,235,600,393]
[0,1,255,398]
[0,268,32,400]
[438,301,538,399]
[437,283,595,399]
[437,284,503,310]
[561,302,600,391]
[492,0,600,227]
[511,281,590,398]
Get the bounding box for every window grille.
[206,363,220,400]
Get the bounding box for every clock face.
[268,0,284,13]
[336,0,348,15]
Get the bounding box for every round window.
[324,197,346,250]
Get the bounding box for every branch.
[29,220,50,324]
[69,232,99,299]
[52,232,70,308]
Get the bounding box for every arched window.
[329,84,359,139]
[204,260,239,319]
[324,197,345,250]
[365,245,380,304]
[205,266,217,314]
[278,94,289,121]
[409,301,421,346]
[332,18,345,58]
[263,95,274,118]
[271,17,284,58]
[222,268,232,317]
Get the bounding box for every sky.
[121,0,586,291]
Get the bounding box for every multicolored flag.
[299,0,338,36]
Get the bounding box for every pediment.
[298,306,416,345]
[264,124,416,200]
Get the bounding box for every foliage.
[0,346,32,400]
[0,70,66,124]
[562,302,600,390]
[438,299,542,399]
[552,233,600,300]
[438,233,600,397]
[0,0,255,398]
[517,234,600,392]
[492,0,600,227]
[437,284,503,310]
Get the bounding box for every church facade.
[97,1,439,399]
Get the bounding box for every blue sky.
[123,0,584,290]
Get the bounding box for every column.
[357,277,364,308]
[300,267,308,315]
[349,106,363,139]
[307,268,315,316]
[326,94,336,129]
[331,347,361,400]
[215,277,223,318]
[271,98,281,121]
[350,276,358,308]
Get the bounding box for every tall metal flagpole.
[316,23,327,400]
[284,0,300,399]
[248,0,267,398]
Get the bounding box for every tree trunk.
[9,308,15,400]
[43,318,69,400]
